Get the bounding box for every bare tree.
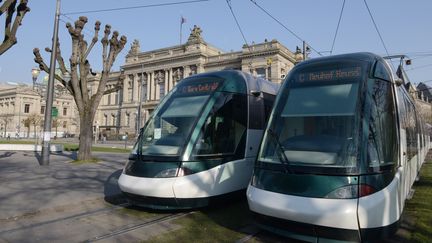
[0,0,30,55]
[0,113,13,137]
[22,116,30,138]
[52,117,59,138]
[27,113,41,138]
[33,16,126,160]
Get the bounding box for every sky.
[0,0,431,85]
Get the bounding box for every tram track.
[85,212,191,243]
[1,197,194,243]
[0,201,130,236]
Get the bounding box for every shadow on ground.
[104,169,127,205]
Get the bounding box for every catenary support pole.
[40,0,61,166]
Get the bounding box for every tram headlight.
[325,184,376,199]
[154,167,193,178]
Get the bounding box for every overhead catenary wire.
[330,0,346,55]
[225,0,251,51]
[405,63,432,72]
[249,0,322,57]
[363,0,394,70]
[62,0,209,15]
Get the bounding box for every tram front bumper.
[247,185,360,241]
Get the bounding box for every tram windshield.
[259,61,368,173]
[140,78,222,156]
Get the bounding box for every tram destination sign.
[178,79,221,95]
[295,66,363,83]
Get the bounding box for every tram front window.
[141,95,209,156]
[260,63,365,172]
[192,93,247,158]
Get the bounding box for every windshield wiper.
[267,128,292,174]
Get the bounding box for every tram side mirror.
[251,90,261,97]
[395,78,404,87]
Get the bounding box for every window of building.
[104,114,108,126]
[114,90,119,105]
[40,106,45,115]
[256,68,266,78]
[63,107,67,116]
[63,121,67,128]
[24,104,30,113]
[112,114,116,126]
[142,84,147,101]
[126,113,130,126]
[159,83,165,100]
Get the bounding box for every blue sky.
[0,0,431,85]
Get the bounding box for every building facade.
[0,83,79,138]
[95,26,301,138]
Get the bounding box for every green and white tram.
[247,53,430,242]
[119,70,279,209]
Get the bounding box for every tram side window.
[263,92,276,122]
[396,87,418,161]
[192,93,247,158]
[367,79,397,169]
[405,99,418,160]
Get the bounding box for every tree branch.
[0,0,16,15]
[83,21,100,60]
[101,71,125,95]
[33,48,73,94]
[0,0,29,55]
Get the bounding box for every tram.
[119,70,279,209]
[247,53,430,242]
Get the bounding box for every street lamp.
[43,75,49,83]
[31,67,40,89]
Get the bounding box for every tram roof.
[183,70,280,95]
[296,52,385,68]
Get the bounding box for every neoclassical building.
[0,83,79,138]
[95,26,302,138]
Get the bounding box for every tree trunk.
[78,113,94,161]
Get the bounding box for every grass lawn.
[0,139,36,144]
[403,159,432,242]
[146,199,253,243]
[60,143,130,153]
[0,139,130,153]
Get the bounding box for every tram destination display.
[293,65,364,84]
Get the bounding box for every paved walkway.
[0,151,188,243]
[0,151,127,220]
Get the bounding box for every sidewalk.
[0,151,128,219]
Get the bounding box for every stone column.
[153,71,160,100]
[184,66,191,78]
[168,68,173,91]
[123,75,130,103]
[150,71,155,100]
[132,73,139,102]
[164,69,169,94]
[197,63,204,74]
[145,72,150,101]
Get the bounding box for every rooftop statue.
[187,25,203,43]
[128,39,140,55]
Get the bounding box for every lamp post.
[136,65,146,135]
[31,67,40,89]
[40,0,61,166]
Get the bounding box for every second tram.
[247,53,430,242]
[119,70,279,209]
